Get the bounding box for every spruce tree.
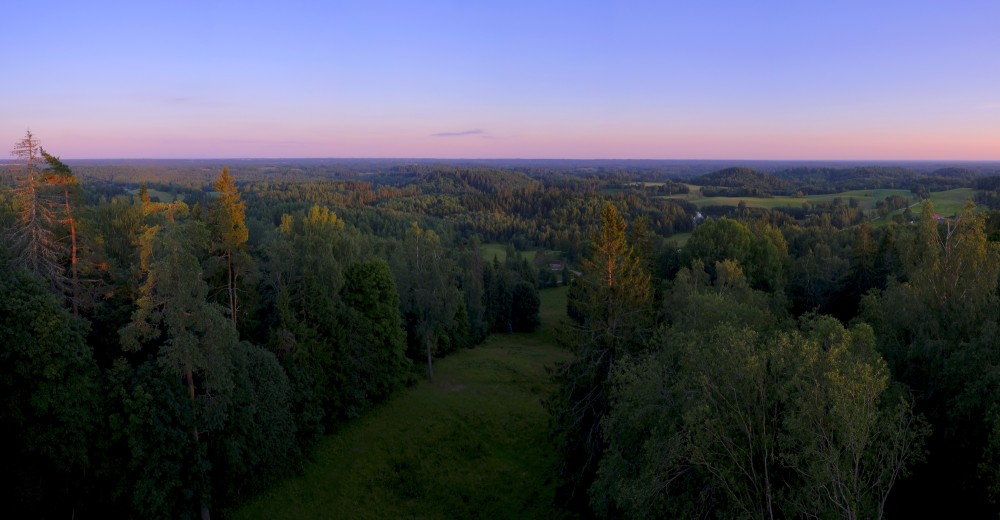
[5,131,66,293]
[207,166,250,327]
[549,201,653,509]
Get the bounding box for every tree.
[594,317,926,519]
[578,202,653,351]
[549,202,653,509]
[340,259,410,412]
[783,318,928,519]
[207,167,251,327]
[210,342,298,509]
[484,256,513,332]
[682,217,752,280]
[510,280,540,332]
[105,359,202,518]
[4,131,66,292]
[120,219,238,520]
[461,240,490,342]
[264,205,356,429]
[40,148,84,313]
[862,200,1000,515]
[0,266,100,516]
[396,222,464,381]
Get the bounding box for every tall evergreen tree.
[549,202,653,510]
[5,131,66,293]
[340,259,410,409]
[40,148,82,313]
[120,220,237,520]
[207,167,250,327]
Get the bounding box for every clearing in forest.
[236,287,571,520]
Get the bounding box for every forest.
[5,130,1000,518]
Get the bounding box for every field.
[663,184,978,219]
[665,185,918,210]
[480,243,562,264]
[480,242,520,262]
[236,287,571,520]
[666,231,691,247]
[928,188,976,216]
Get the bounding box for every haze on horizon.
[3,1,998,161]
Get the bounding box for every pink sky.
[4,2,999,161]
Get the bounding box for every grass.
[480,243,563,264]
[666,232,691,247]
[665,186,916,211]
[928,188,976,216]
[661,185,982,233]
[667,185,980,221]
[480,242,514,262]
[865,188,978,227]
[236,286,571,520]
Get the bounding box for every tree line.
[550,196,1000,517]
[0,132,543,518]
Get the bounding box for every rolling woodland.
[5,131,1000,518]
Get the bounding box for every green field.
[480,243,562,264]
[665,185,917,211]
[928,188,976,216]
[236,287,571,520]
[666,231,691,247]
[665,185,979,218]
[480,242,516,262]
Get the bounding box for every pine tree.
[41,148,82,313]
[120,220,237,520]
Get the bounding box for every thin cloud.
[163,96,224,107]
[431,129,487,137]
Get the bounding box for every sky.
[2,0,999,160]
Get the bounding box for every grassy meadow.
[480,243,563,264]
[236,287,571,520]
[665,184,918,210]
[661,184,978,221]
[928,187,976,216]
[665,231,691,247]
[480,242,520,262]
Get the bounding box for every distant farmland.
[662,184,977,217]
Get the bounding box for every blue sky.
[2,1,998,159]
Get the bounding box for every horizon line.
[52,157,1000,163]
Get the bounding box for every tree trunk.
[185,360,211,520]
[64,187,78,315]
[425,334,434,382]
[227,251,236,326]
